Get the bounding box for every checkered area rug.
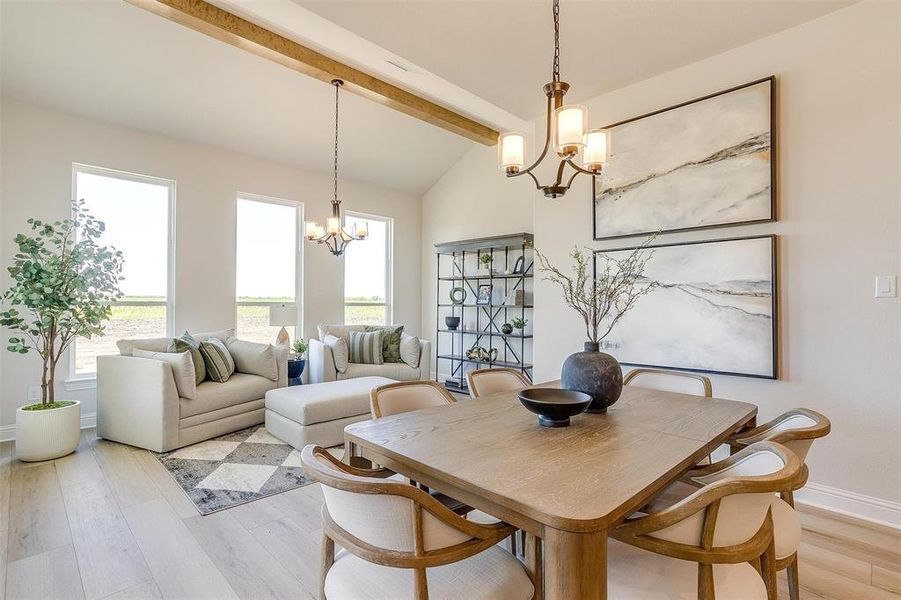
[155,426,313,515]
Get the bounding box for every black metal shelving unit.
[434,233,534,394]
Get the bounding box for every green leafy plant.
[535,238,658,344]
[0,200,124,408]
[479,254,492,266]
[292,338,308,355]
[511,317,528,330]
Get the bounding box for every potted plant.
[1,200,123,461]
[511,317,528,331]
[479,253,492,272]
[535,241,656,412]
[289,338,308,385]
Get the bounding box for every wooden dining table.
[343,380,757,600]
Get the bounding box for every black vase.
[501,323,513,334]
[445,316,461,331]
[561,342,623,413]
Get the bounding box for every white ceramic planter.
[15,400,81,462]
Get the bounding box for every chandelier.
[305,80,368,256]
[498,0,609,198]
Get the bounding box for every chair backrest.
[623,368,713,397]
[370,380,456,419]
[732,408,831,462]
[466,367,531,399]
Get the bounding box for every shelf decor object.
[599,235,778,379]
[434,233,534,394]
[594,77,775,240]
[304,80,369,256]
[496,0,610,198]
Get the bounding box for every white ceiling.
[296,0,853,119]
[0,0,473,195]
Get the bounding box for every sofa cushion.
[226,337,278,381]
[363,325,404,363]
[194,328,236,342]
[338,362,421,382]
[399,333,421,368]
[265,376,394,425]
[324,334,349,373]
[349,330,385,365]
[116,336,171,356]
[317,324,366,347]
[134,349,197,400]
[168,331,206,385]
[200,338,235,383]
[181,373,276,418]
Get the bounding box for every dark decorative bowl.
[518,388,592,428]
[445,316,461,331]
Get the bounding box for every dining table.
[343,380,757,600]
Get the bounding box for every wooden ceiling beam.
[125,0,499,146]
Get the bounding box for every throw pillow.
[225,337,278,381]
[323,334,349,373]
[134,349,197,400]
[399,333,421,369]
[193,328,236,342]
[363,325,404,363]
[116,337,170,356]
[199,338,235,382]
[349,330,385,365]
[167,331,206,385]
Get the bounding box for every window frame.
[68,163,176,383]
[344,210,394,325]
[234,192,304,344]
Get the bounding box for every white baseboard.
[795,482,901,530]
[0,412,96,443]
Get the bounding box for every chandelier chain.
[552,0,560,82]
[333,80,340,203]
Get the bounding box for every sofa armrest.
[417,338,432,379]
[275,343,289,388]
[96,355,180,452]
[308,338,337,383]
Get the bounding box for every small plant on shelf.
[479,253,492,270]
[511,317,528,330]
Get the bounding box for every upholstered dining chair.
[370,380,456,418]
[610,441,806,600]
[623,367,713,397]
[466,367,531,399]
[646,409,831,600]
[301,445,536,600]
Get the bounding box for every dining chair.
[466,367,531,399]
[623,367,713,397]
[610,441,806,600]
[301,445,536,600]
[370,380,456,418]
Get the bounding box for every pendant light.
[498,0,609,198]
[305,80,368,256]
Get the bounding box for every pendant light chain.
[552,0,560,83]
[333,80,340,204]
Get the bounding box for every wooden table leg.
[543,528,607,600]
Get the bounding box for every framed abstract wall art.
[593,77,775,240]
[596,235,777,379]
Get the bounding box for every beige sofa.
[308,324,430,384]
[96,328,288,452]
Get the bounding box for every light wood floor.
[1,430,898,600]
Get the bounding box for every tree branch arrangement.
[535,238,658,345]
[1,200,124,406]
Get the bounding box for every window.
[236,194,302,344]
[72,164,174,377]
[344,212,392,325]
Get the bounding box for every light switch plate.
[875,275,897,298]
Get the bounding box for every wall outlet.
[27,386,41,402]
[875,275,897,298]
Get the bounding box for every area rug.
[154,425,313,515]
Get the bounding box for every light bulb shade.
[554,104,587,156]
[582,128,609,171]
[498,132,525,174]
[316,225,326,238]
[326,217,341,234]
[355,220,369,238]
[268,303,296,327]
[304,221,320,239]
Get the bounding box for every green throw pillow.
[363,325,404,363]
[168,331,206,385]
[199,338,235,383]
[349,330,385,365]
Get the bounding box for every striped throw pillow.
[167,331,206,385]
[199,338,235,382]
[349,330,385,365]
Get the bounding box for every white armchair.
[308,326,431,384]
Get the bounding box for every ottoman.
[264,376,395,449]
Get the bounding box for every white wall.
[0,99,422,430]
[422,1,900,517]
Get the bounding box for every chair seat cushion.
[339,362,421,381]
[324,547,533,600]
[181,373,276,418]
[646,482,801,560]
[265,376,395,425]
[608,539,767,599]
